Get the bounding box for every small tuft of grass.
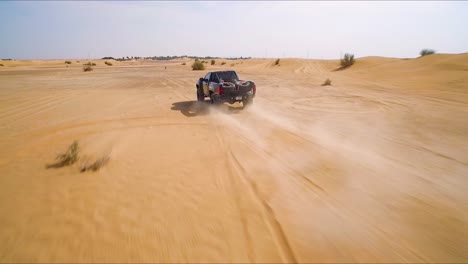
[211,59,215,65]
[105,61,112,66]
[274,58,280,66]
[46,141,79,168]
[80,156,109,173]
[65,61,72,64]
[221,62,226,65]
[321,78,332,86]
[420,49,435,57]
[191,61,205,70]
[181,62,186,65]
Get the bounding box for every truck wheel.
[197,86,204,102]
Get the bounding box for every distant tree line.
[103,55,252,61]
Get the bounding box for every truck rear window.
[216,71,238,83]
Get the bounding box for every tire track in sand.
[213,121,297,263]
[213,122,255,262]
[227,148,298,263]
[226,107,429,262]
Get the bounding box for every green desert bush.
[274,58,280,66]
[191,61,205,70]
[420,49,435,57]
[211,59,215,65]
[322,78,332,86]
[65,61,72,64]
[46,141,79,168]
[105,61,112,66]
[340,53,355,67]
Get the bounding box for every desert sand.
[0,54,467,262]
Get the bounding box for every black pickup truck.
[196,70,256,106]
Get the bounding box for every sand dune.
[0,54,467,262]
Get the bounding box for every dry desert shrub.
[80,156,109,173]
[65,61,72,64]
[105,61,112,66]
[46,141,79,168]
[192,61,205,70]
[322,78,332,86]
[420,49,435,57]
[211,59,215,65]
[83,65,93,72]
[83,62,94,71]
[45,140,110,172]
[340,53,355,67]
[181,62,186,65]
[274,58,280,66]
[221,62,226,65]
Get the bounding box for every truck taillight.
[253,84,256,95]
[218,84,223,95]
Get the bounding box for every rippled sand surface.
[0,55,467,262]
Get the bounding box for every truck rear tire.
[196,86,204,102]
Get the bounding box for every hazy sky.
[1,1,467,60]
